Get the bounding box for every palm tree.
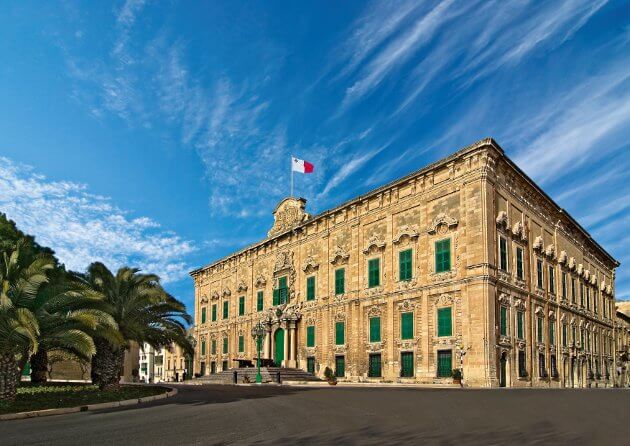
[83,262,192,390]
[28,272,120,384]
[0,243,54,401]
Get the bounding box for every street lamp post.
[251,322,266,384]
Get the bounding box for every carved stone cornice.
[330,245,350,265]
[392,225,419,244]
[236,281,248,293]
[427,213,458,235]
[254,274,267,288]
[301,255,320,273]
[363,234,386,254]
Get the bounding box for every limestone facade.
[191,138,620,387]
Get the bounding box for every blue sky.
[1,0,628,311]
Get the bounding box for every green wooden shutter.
[549,323,555,345]
[562,324,567,347]
[306,276,316,301]
[369,317,381,342]
[401,312,413,340]
[335,268,345,295]
[238,335,244,352]
[499,237,507,271]
[517,311,524,339]
[399,249,412,281]
[211,339,216,354]
[500,306,507,336]
[537,259,543,288]
[401,352,414,377]
[516,247,524,279]
[335,356,345,377]
[223,301,229,319]
[437,307,452,337]
[537,317,543,343]
[239,296,245,315]
[368,258,380,287]
[335,321,345,345]
[368,354,381,377]
[435,239,451,273]
[273,288,279,306]
[278,276,288,304]
[201,340,206,356]
[201,307,206,324]
[223,337,228,354]
[211,304,217,321]
[437,350,453,377]
[306,325,315,347]
[257,291,264,311]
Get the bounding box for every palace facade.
[191,138,620,387]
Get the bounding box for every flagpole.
[290,156,294,197]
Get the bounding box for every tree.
[0,242,54,401]
[82,262,192,390]
[28,273,120,384]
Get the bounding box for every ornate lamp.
[251,322,266,384]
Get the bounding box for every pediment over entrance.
[268,197,310,237]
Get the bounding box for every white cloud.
[0,157,195,283]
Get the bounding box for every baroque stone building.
[191,138,620,387]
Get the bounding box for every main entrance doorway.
[274,328,285,365]
[499,352,507,387]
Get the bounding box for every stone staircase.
[194,367,322,384]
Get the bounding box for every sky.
[0,0,628,312]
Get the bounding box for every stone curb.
[0,387,177,421]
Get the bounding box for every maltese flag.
[292,156,314,173]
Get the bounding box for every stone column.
[264,329,270,360]
[283,323,289,367]
[289,323,297,368]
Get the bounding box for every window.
[307,357,315,374]
[368,258,380,288]
[399,249,413,281]
[516,247,524,280]
[335,356,345,378]
[239,296,245,316]
[549,322,555,345]
[223,301,229,319]
[401,312,414,340]
[437,350,453,377]
[306,276,316,301]
[306,325,315,347]
[212,304,217,322]
[335,321,345,345]
[499,237,508,271]
[518,350,527,377]
[238,335,244,353]
[538,353,547,378]
[571,278,576,303]
[536,259,543,288]
[580,284,584,307]
[274,276,288,305]
[368,353,382,377]
[223,337,228,354]
[335,268,345,295]
[210,362,216,374]
[201,340,206,356]
[517,311,524,339]
[257,291,264,312]
[201,307,207,324]
[586,286,590,310]
[562,272,567,299]
[222,360,228,371]
[435,239,451,273]
[537,317,544,343]
[437,307,452,337]
[551,355,558,378]
[211,339,216,354]
[369,317,381,342]
[548,266,555,294]
[572,325,576,345]
[401,352,414,377]
[500,306,508,336]
[562,324,567,347]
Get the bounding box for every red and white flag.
[292,156,314,174]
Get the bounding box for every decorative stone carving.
[584,269,590,281]
[367,305,383,318]
[606,285,612,295]
[545,244,556,259]
[363,234,386,254]
[301,255,319,273]
[568,257,576,270]
[513,298,525,310]
[600,281,606,292]
[427,213,458,234]
[211,291,220,300]
[254,275,267,288]
[236,281,248,293]
[512,221,527,242]
[330,245,350,265]
[548,310,556,320]
[200,295,209,304]
[392,225,419,244]
[534,306,544,315]
[222,287,231,297]
[577,264,584,277]
[268,197,310,237]
[274,250,293,273]
[498,293,510,305]
[533,236,543,252]
[496,211,509,228]
[558,250,568,265]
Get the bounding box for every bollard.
[234,370,238,384]
[277,371,281,384]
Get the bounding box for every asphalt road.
[1,384,629,445]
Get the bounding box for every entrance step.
[194,367,322,384]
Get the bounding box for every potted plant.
[324,367,338,385]
[452,368,462,385]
